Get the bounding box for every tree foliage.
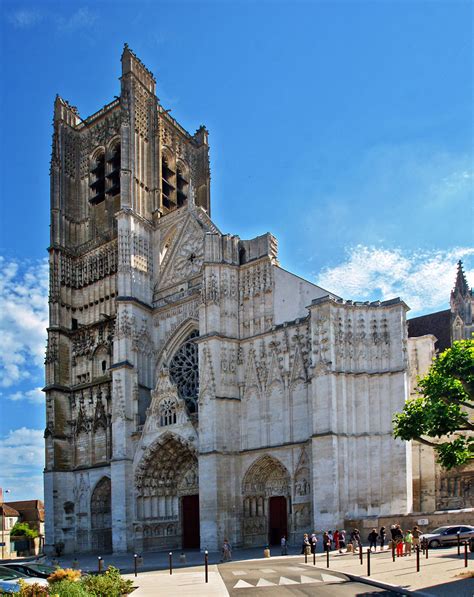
[393,338,474,469]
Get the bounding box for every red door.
[182,495,200,549]
[269,496,287,545]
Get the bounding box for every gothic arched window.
[159,398,177,426]
[169,330,199,414]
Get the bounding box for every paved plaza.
[37,543,474,595]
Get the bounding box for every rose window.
[169,331,199,414]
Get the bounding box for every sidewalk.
[304,546,474,596]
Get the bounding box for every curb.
[343,572,426,595]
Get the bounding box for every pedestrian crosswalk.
[233,571,344,588]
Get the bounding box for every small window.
[72,318,78,330]
[101,360,107,373]
[177,164,188,207]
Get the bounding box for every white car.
[420,525,474,548]
[0,565,48,592]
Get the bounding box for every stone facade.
[44,47,414,555]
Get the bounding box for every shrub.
[48,579,90,597]
[10,522,39,539]
[47,568,81,584]
[14,579,49,596]
[81,566,134,596]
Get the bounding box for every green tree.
[393,338,474,469]
[10,521,39,538]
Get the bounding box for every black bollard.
[426,542,429,559]
[326,548,329,568]
[97,556,103,574]
[392,541,395,562]
[416,546,420,572]
[313,551,316,566]
[134,553,138,577]
[205,550,209,583]
[464,542,468,568]
[367,549,370,577]
[169,552,173,575]
[305,550,308,564]
[457,532,461,555]
[359,543,363,565]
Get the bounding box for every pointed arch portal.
[135,434,200,550]
[90,477,112,553]
[242,455,290,546]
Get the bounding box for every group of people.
[296,524,422,557]
[389,524,422,557]
[299,529,348,555]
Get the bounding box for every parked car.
[420,525,474,548]
[0,565,48,593]
[2,562,57,579]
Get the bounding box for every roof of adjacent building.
[5,500,44,522]
[1,504,20,517]
[407,309,451,352]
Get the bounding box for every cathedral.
[45,46,432,555]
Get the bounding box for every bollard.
[326,548,329,568]
[367,549,370,577]
[464,542,468,568]
[134,553,138,578]
[457,532,461,555]
[97,556,103,574]
[426,542,429,559]
[313,551,316,566]
[416,546,420,572]
[392,542,395,562]
[205,550,209,583]
[305,550,308,564]
[169,552,173,575]
[359,543,363,565]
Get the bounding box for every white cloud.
[8,9,42,28]
[0,428,44,501]
[55,7,97,31]
[316,246,474,315]
[5,387,44,405]
[0,257,48,388]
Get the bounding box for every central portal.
[182,494,200,548]
[269,496,287,545]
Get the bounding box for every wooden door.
[182,495,200,549]
[269,496,287,545]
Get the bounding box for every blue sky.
[0,0,472,500]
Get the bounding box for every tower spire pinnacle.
[453,260,470,297]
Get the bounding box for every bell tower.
[44,46,211,554]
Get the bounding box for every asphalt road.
[218,558,401,596]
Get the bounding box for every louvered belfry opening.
[161,156,176,210]
[107,143,121,197]
[89,152,106,204]
[176,165,188,207]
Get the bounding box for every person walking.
[393,525,404,557]
[310,533,318,554]
[333,529,340,551]
[368,528,378,552]
[412,526,421,550]
[339,529,346,553]
[301,533,311,556]
[404,529,413,556]
[322,531,330,552]
[281,535,288,556]
[222,538,232,562]
[350,528,361,552]
[328,530,334,550]
[379,526,387,550]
